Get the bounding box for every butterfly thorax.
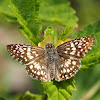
[46,43,57,80]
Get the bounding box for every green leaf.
[0,97,5,100]
[59,27,74,41]
[1,13,17,22]
[42,77,76,100]
[73,21,100,70]
[9,0,42,45]
[70,63,100,100]
[0,0,78,27]
[18,91,43,100]
[0,0,16,22]
[40,0,78,27]
[44,26,58,45]
[75,0,100,26]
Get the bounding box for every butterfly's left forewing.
[7,44,51,82]
[7,44,45,64]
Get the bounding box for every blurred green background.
[0,0,100,100]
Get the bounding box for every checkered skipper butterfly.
[7,36,94,82]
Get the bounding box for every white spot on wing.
[72,61,76,65]
[23,48,26,50]
[70,68,73,70]
[63,68,66,73]
[13,50,16,53]
[32,51,36,54]
[32,70,34,72]
[67,61,71,65]
[80,49,83,51]
[20,55,23,58]
[41,70,44,75]
[19,48,24,52]
[35,54,38,57]
[72,47,76,51]
[62,75,64,78]
[64,51,67,53]
[70,51,76,55]
[72,66,75,69]
[65,62,69,67]
[75,42,78,45]
[71,42,75,47]
[27,48,31,52]
[27,52,31,56]
[66,48,70,50]
[28,55,34,59]
[37,64,41,70]
[34,63,39,68]
[67,69,70,73]
[17,51,20,53]
[78,45,81,48]
[24,57,28,62]
[37,71,40,75]
[21,52,25,54]
[30,65,33,69]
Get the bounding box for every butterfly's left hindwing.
[25,55,51,82]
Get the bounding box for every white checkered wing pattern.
[7,44,50,82]
[56,36,94,81]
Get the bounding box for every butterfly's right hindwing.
[55,56,81,81]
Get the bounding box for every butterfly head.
[46,43,55,50]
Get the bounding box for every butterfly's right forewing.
[57,36,94,59]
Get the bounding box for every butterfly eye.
[46,43,55,49]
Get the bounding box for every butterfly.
[7,36,94,82]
